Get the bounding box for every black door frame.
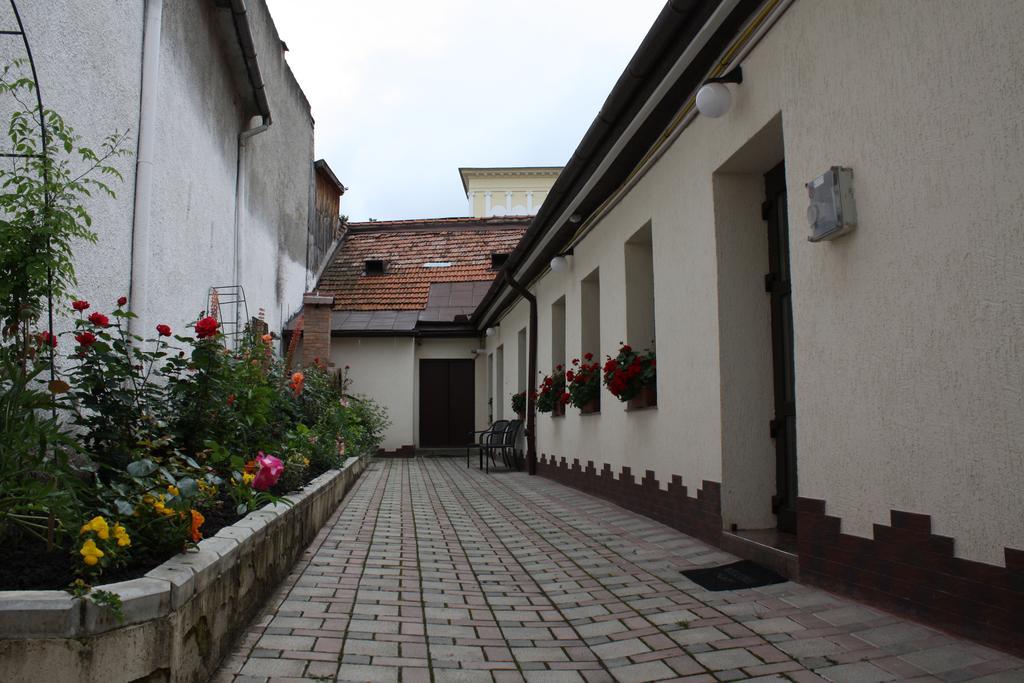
[764,161,798,533]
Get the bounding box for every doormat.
[681,560,786,591]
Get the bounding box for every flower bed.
[0,455,368,683]
[1,301,388,593]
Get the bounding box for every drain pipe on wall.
[503,270,538,475]
[232,116,270,295]
[127,0,162,337]
[229,0,271,322]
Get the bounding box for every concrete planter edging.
[0,455,369,682]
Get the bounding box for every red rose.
[75,331,97,346]
[72,300,89,312]
[116,296,127,307]
[156,324,171,336]
[195,316,219,339]
[87,312,110,327]
[37,331,57,348]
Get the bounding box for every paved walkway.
[216,459,1023,682]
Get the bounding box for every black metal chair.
[481,419,523,472]
[467,420,507,469]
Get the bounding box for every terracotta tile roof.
[316,217,528,311]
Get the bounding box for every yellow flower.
[80,516,109,540]
[80,539,104,566]
[242,472,255,486]
[113,524,131,548]
[302,457,310,467]
[167,484,180,497]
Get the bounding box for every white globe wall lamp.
[695,66,743,119]
[550,248,573,273]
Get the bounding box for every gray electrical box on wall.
[806,166,856,242]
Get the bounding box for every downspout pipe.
[232,117,270,296]
[228,0,271,323]
[503,270,538,475]
[128,0,163,337]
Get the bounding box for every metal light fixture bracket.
[703,65,743,86]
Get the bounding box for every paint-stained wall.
[2,1,314,339]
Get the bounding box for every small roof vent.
[364,259,385,275]
[490,253,509,269]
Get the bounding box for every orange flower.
[291,371,304,384]
[189,509,205,542]
[261,333,273,344]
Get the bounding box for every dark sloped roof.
[315,216,528,313]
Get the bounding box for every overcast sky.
[264,1,666,222]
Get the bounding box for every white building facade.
[475,0,1024,654]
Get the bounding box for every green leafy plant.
[535,366,566,414]
[566,354,601,409]
[511,390,526,416]
[602,344,656,401]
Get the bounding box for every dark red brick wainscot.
[798,498,1024,656]
[536,454,722,546]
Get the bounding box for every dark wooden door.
[764,162,798,533]
[419,359,475,448]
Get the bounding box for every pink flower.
[252,452,284,491]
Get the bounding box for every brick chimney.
[301,291,334,367]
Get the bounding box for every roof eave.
[469,0,762,331]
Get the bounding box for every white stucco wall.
[331,337,416,449]
[329,336,486,450]
[485,0,1024,566]
[1,1,143,332]
[3,2,313,341]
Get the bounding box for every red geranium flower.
[195,316,218,339]
[116,296,128,307]
[72,300,89,312]
[156,324,171,336]
[75,331,97,347]
[584,352,593,361]
[37,331,57,348]
[87,312,110,327]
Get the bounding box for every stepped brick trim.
[376,445,415,458]
[798,497,1024,656]
[536,454,722,545]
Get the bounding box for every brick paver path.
[216,459,1023,682]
